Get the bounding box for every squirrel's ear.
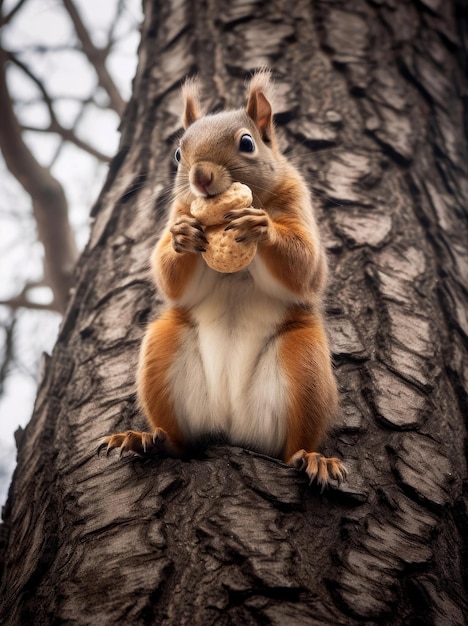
[181,78,201,129]
[245,69,275,145]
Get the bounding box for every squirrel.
[100,70,347,490]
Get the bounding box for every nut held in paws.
[190,182,257,273]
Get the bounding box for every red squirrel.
[100,70,347,489]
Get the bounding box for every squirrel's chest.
[168,273,289,454]
[194,273,286,387]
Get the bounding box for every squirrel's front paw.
[170,216,208,254]
[224,207,271,244]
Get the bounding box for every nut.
[191,182,253,226]
[202,225,256,273]
[190,182,256,273]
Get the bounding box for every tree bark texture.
[1,1,467,624]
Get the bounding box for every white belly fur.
[168,270,289,456]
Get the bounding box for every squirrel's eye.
[239,134,255,153]
[174,147,182,163]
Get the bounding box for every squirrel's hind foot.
[288,450,347,491]
[98,428,175,458]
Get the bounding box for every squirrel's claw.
[287,450,347,492]
[222,207,270,244]
[170,216,207,254]
[98,428,175,459]
[97,439,112,457]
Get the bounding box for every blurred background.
[0,0,142,504]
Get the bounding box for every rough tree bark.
[1,1,467,624]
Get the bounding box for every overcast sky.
[0,0,141,504]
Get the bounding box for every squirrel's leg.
[99,309,188,458]
[279,313,347,490]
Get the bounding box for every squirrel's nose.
[190,163,214,196]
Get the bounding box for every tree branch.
[7,51,56,120]
[0,296,60,312]
[62,0,126,116]
[8,52,112,162]
[0,48,78,313]
[21,123,111,162]
[0,0,28,26]
[0,280,61,313]
[0,313,17,396]
[103,0,126,55]
[48,99,91,167]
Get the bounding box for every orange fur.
[259,173,327,296]
[136,308,191,450]
[259,215,318,295]
[152,228,199,301]
[100,308,190,458]
[278,309,337,461]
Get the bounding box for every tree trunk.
[1,1,467,624]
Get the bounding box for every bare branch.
[7,52,112,161]
[62,0,126,116]
[0,0,28,26]
[21,123,111,162]
[0,280,60,312]
[8,44,78,54]
[0,48,78,313]
[48,137,66,169]
[7,51,56,121]
[0,296,61,312]
[0,313,17,396]
[13,93,111,111]
[104,0,126,54]
[48,96,92,168]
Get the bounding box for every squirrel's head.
[174,70,284,204]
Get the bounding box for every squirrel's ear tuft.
[181,77,202,129]
[245,69,276,146]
